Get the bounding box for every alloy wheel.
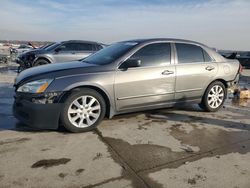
[67,95,101,128]
[207,85,224,109]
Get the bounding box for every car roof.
[121,38,226,62]
[121,38,208,47]
[62,40,103,45]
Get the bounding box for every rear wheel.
[199,81,226,112]
[60,88,106,133]
[33,59,49,67]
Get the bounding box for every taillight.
[239,64,243,73]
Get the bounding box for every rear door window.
[176,43,211,63]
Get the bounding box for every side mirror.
[120,59,141,70]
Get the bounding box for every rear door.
[115,42,176,111]
[174,43,218,100]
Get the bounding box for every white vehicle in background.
[10,44,34,61]
[10,44,34,55]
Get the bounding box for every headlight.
[17,79,53,93]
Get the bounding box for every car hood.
[18,48,46,59]
[27,48,46,54]
[15,61,98,85]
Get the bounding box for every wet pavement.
[0,66,250,188]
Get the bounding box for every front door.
[114,42,176,111]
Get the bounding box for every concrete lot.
[0,64,250,188]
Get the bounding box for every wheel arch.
[33,56,52,66]
[212,79,228,89]
[59,85,113,118]
[201,78,228,101]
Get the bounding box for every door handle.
[205,66,215,71]
[162,70,174,75]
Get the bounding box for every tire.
[60,88,106,133]
[199,81,227,112]
[33,59,49,67]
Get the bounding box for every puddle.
[96,123,250,188]
[96,107,250,173]
[0,65,18,74]
[229,74,250,108]
[226,91,250,108]
[231,98,250,107]
[31,158,71,169]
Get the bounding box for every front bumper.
[13,92,63,130]
[16,57,26,65]
[16,56,34,70]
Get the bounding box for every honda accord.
[13,38,240,132]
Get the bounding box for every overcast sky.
[0,0,249,50]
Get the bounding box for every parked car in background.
[13,38,241,133]
[219,50,250,69]
[10,44,34,62]
[236,51,250,69]
[10,44,34,56]
[16,40,106,72]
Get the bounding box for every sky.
[0,0,249,50]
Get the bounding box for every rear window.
[176,43,212,63]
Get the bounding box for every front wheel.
[60,88,106,133]
[199,81,227,112]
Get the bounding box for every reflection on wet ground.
[0,65,18,73]
[226,74,250,108]
[231,98,250,107]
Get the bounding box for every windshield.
[82,42,138,65]
[45,42,61,51]
[41,42,55,49]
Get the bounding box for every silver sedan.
[13,38,241,132]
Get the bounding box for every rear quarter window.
[95,44,103,51]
